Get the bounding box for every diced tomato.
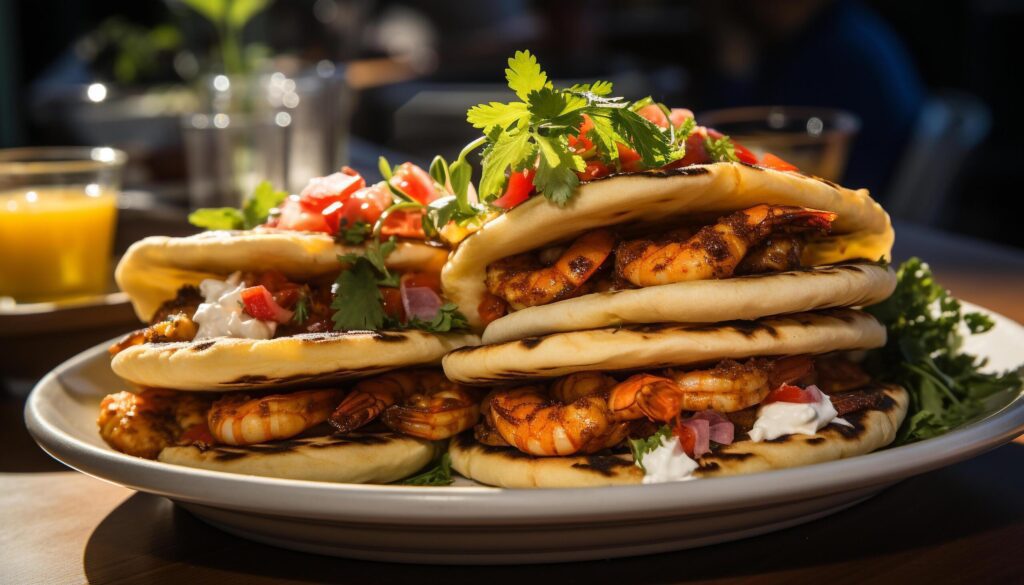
[299,166,365,212]
[733,142,758,165]
[477,293,507,326]
[380,210,426,239]
[492,169,536,209]
[240,285,295,323]
[669,108,695,128]
[673,420,697,458]
[273,196,332,233]
[636,104,670,128]
[578,160,613,181]
[763,384,823,405]
[616,143,644,172]
[179,422,215,445]
[400,271,442,293]
[761,152,798,172]
[390,162,438,205]
[322,184,390,233]
[380,286,406,322]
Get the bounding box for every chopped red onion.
[679,418,711,458]
[690,410,735,445]
[401,284,443,321]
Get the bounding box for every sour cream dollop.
[748,388,850,442]
[640,436,699,484]
[192,273,276,340]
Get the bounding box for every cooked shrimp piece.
[208,388,342,446]
[485,229,615,309]
[608,359,773,420]
[98,390,212,459]
[735,235,805,275]
[549,371,618,403]
[615,205,836,286]
[380,384,483,440]
[488,386,625,456]
[330,369,481,439]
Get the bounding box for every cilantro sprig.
[401,452,454,486]
[629,424,673,471]
[188,180,288,230]
[464,50,683,207]
[866,258,1023,443]
[330,236,468,333]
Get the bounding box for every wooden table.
[2,221,1023,584]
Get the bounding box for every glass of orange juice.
[0,147,125,303]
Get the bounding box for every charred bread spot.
[191,341,216,352]
[519,337,544,349]
[814,176,840,189]
[705,451,754,462]
[740,162,764,171]
[804,437,826,445]
[579,166,710,185]
[571,455,635,477]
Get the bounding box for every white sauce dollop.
[748,391,847,442]
[192,273,276,340]
[640,436,699,484]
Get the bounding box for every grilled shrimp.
[735,235,805,275]
[608,359,774,420]
[488,385,628,456]
[331,369,481,440]
[208,389,342,445]
[615,205,836,286]
[549,371,618,403]
[485,229,615,310]
[98,390,212,459]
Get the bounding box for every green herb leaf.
[242,180,288,229]
[336,220,371,245]
[187,207,244,230]
[478,128,533,200]
[629,425,673,472]
[704,134,739,163]
[505,50,550,101]
[865,258,1024,443]
[533,133,583,206]
[401,452,454,486]
[407,303,469,333]
[568,80,614,96]
[291,293,309,325]
[466,101,530,131]
[610,107,677,167]
[330,261,386,331]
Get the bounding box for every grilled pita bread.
[113,330,479,391]
[117,229,449,322]
[444,308,885,385]
[482,262,895,344]
[449,384,907,488]
[159,432,438,483]
[442,162,894,330]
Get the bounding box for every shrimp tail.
[329,392,384,433]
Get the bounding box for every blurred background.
[1,0,1020,244]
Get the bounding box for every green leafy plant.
[629,424,673,471]
[188,179,287,230]
[181,0,272,75]
[865,258,1024,443]
[401,452,454,486]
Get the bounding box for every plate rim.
[24,303,1024,526]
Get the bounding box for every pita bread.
[444,308,885,384]
[449,384,908,488]
[113,330,479,391]
[117,229,450,322]
[482,262,895,344]
[159,432,438,483]
[442,162,894,330]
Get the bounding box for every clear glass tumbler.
[698,106,861,181]
[0,147,125,302]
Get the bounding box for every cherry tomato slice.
[380,210,426,239]
[760,152,799,172]
[669,108,695,128]
[673,419,697,458]
[400,271,442,293]
[299,167,365,212]
[492,169,536,209]
[380,286,406,322]
[616,143,644,172]
[578,160,613,181]
[323,184,390,234]
[390,162,438,205]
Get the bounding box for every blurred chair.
[885,91,991,226]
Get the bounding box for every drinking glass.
[0,147,125,302]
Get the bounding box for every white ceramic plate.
[25,304,1024,564]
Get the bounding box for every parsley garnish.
[291,293,309,325]
[703,134,739,163]
[629,424,673,471]
[865,258,1024,443]
[331,238,397,331]
[336,220,371,245]
[401,452,454,486]
[188,180,288,230]
[464,50,683,207]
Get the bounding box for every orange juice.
[0,186,118,302]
